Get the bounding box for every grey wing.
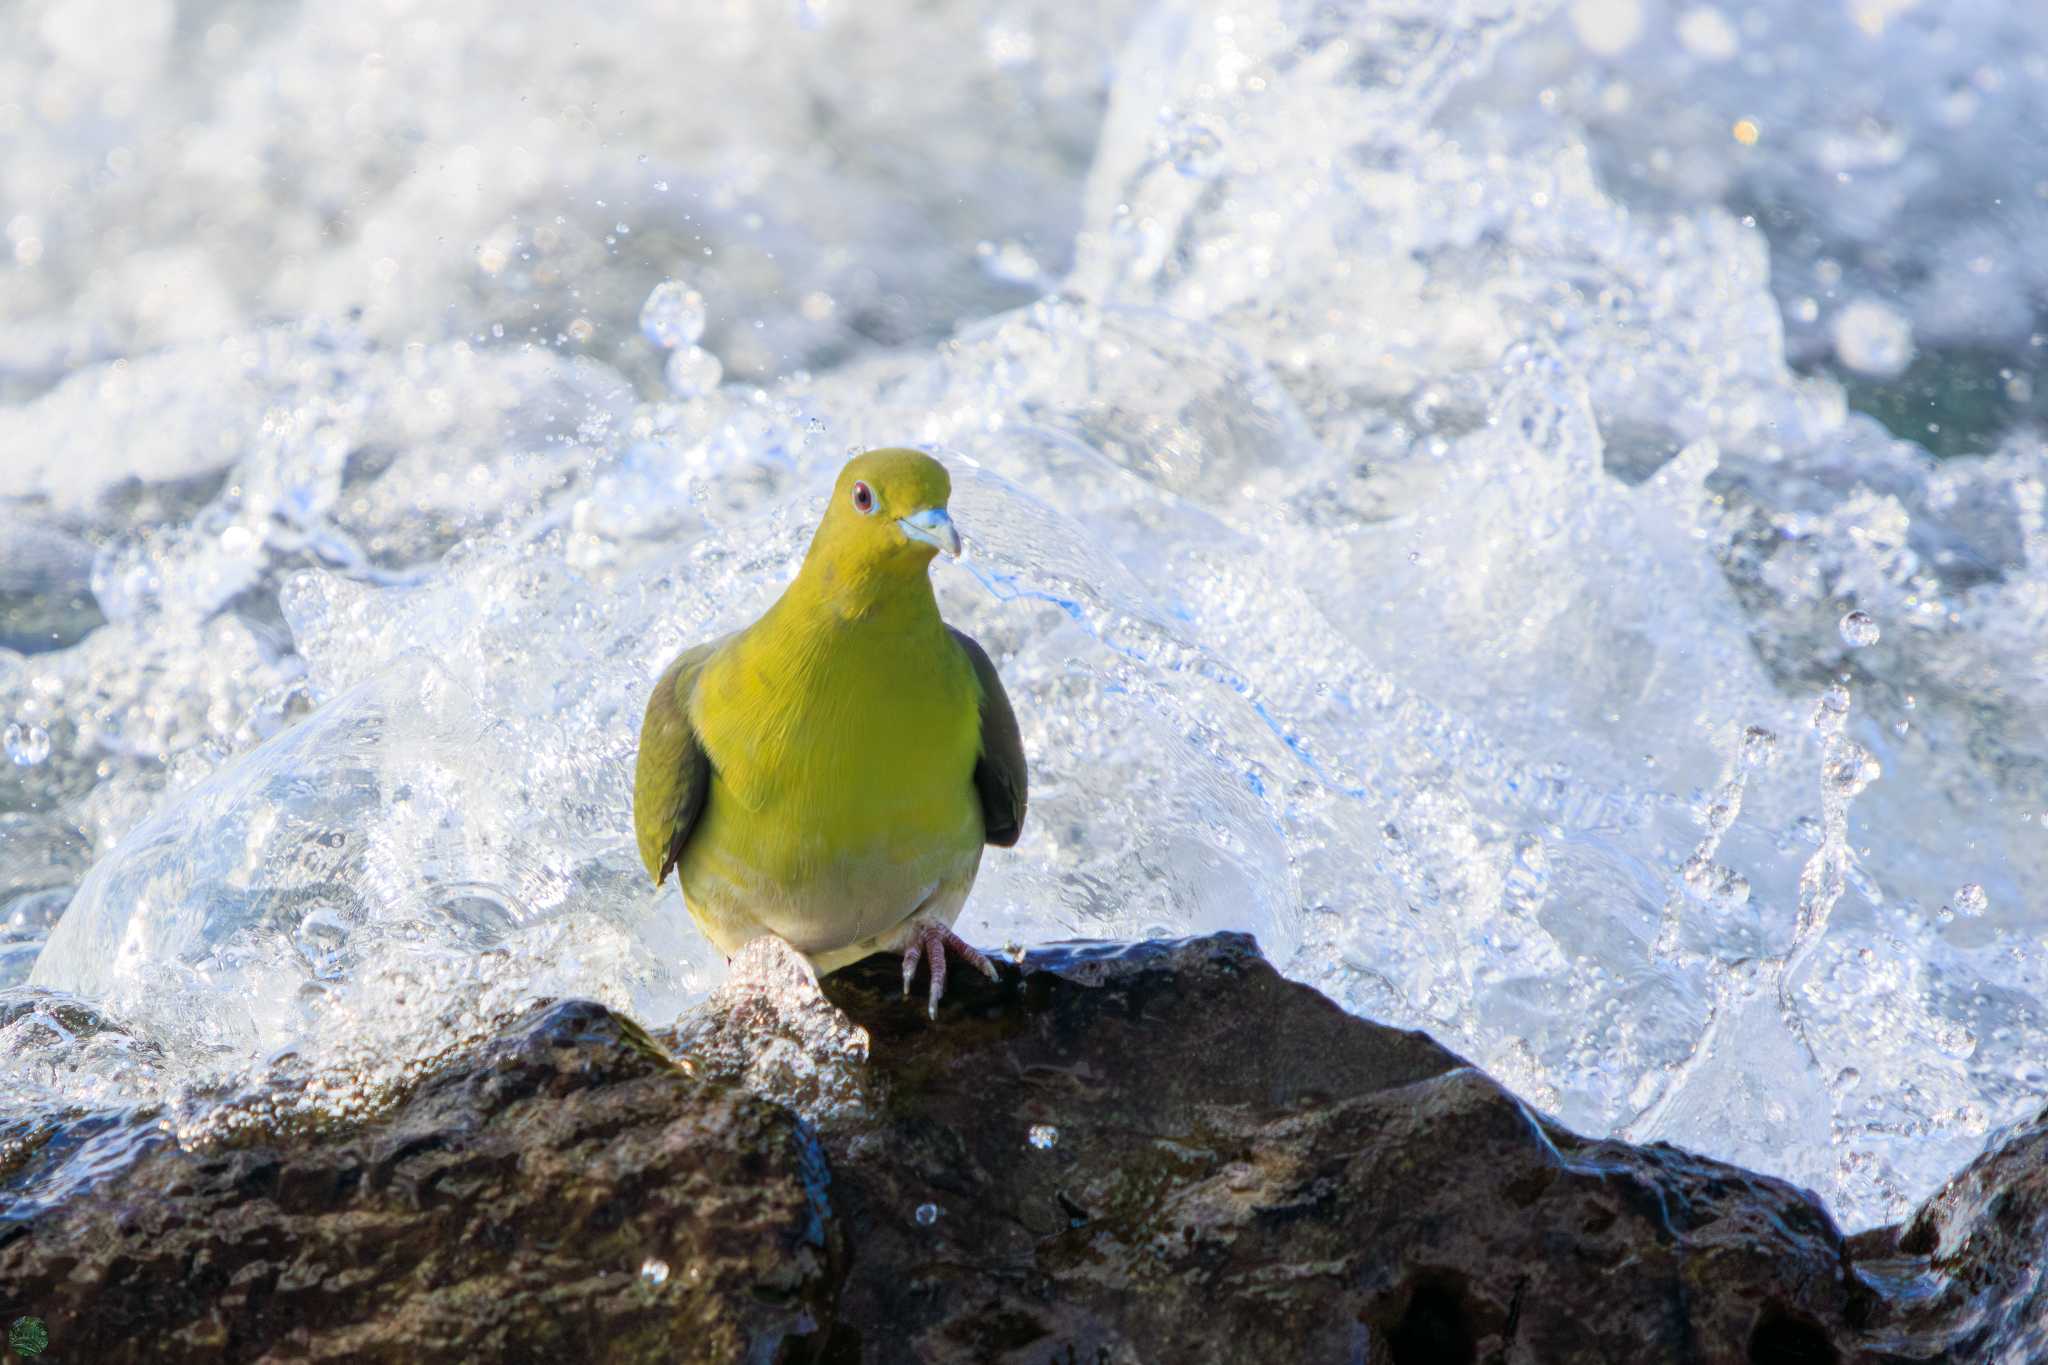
[949,627,1027,848]
[633,638,723,886]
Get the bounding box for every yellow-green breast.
[679,577,985,968]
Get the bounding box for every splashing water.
[4,724,50,768]
[2,0,2045,1239]
[639,281,708,351]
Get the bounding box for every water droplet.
[1833,298,1915,378]
[1819,684,1851,715]
[1677,5,1740,61]
[1954,883,1989,916]
[639,280,706,349]
[1739,725,1777,768]
[1503,834,1551,915]
[1027,1124,1059,1150]
[1838,610,1879,647]
[640,1257,670,1287]
[1160,115,1225,179]
[1681,855,1750,908]
[1834,1067,1861,1092]
[5,722,51,767]
[974,238,1045,287]
[1822,741,1880,797]
[664,346,723,399]
[914,1202,940,1226]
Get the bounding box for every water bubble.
[1954,883,1989,916]
[664,346,723,398]
[1739,725,1778,768]
[1823,741,1880,797]
[1832,299,1915,378]
[1681,855,1750,908]
[1838,610,1880,648]
[1027,1124,1059,1150]
[639,1257,670,1287]
[1158,114,1225,179]
[974,239,1044,287]
[5,722,51,767]
[639,280,706,349]
[1835,1067,1862,1092]
[293,907,352,980]
[1819,684,1851,715]
[1677,6,1740,61]
[914,1202,940,1226]
[983,20,1037,69]
[1503,834,1551,915]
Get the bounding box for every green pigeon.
[633,448,1027,1015]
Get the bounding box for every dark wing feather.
[950,627,1027,848]
[633,638,722,885]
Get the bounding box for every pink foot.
[900,921,1000,1019]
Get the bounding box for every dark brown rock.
[7,931,2033,1363]
[1846,1104,2048,1363]
[813,934,1871,1364]
[0,1000,840,1364]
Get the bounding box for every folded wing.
[633,639,721,885]
[949,627,1027,848]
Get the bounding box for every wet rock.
[0,1000,841,1364]
[1849,1103,2048,1364]
[813,933,1870,1363]
[668,934,876,1125]
[8,931,2022,1362]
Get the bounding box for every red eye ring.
[851,480,875,514]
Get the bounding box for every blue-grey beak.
[897,506,961,557]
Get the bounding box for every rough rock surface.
[0,1001,841,1363]
[811,936,1871,1364]
[2,930,2041,1363]
[1847,1104,2048,1365]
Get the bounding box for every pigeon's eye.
[851,481,876,515]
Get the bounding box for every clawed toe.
[900,939,926,997]
[900,922,997,1019]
